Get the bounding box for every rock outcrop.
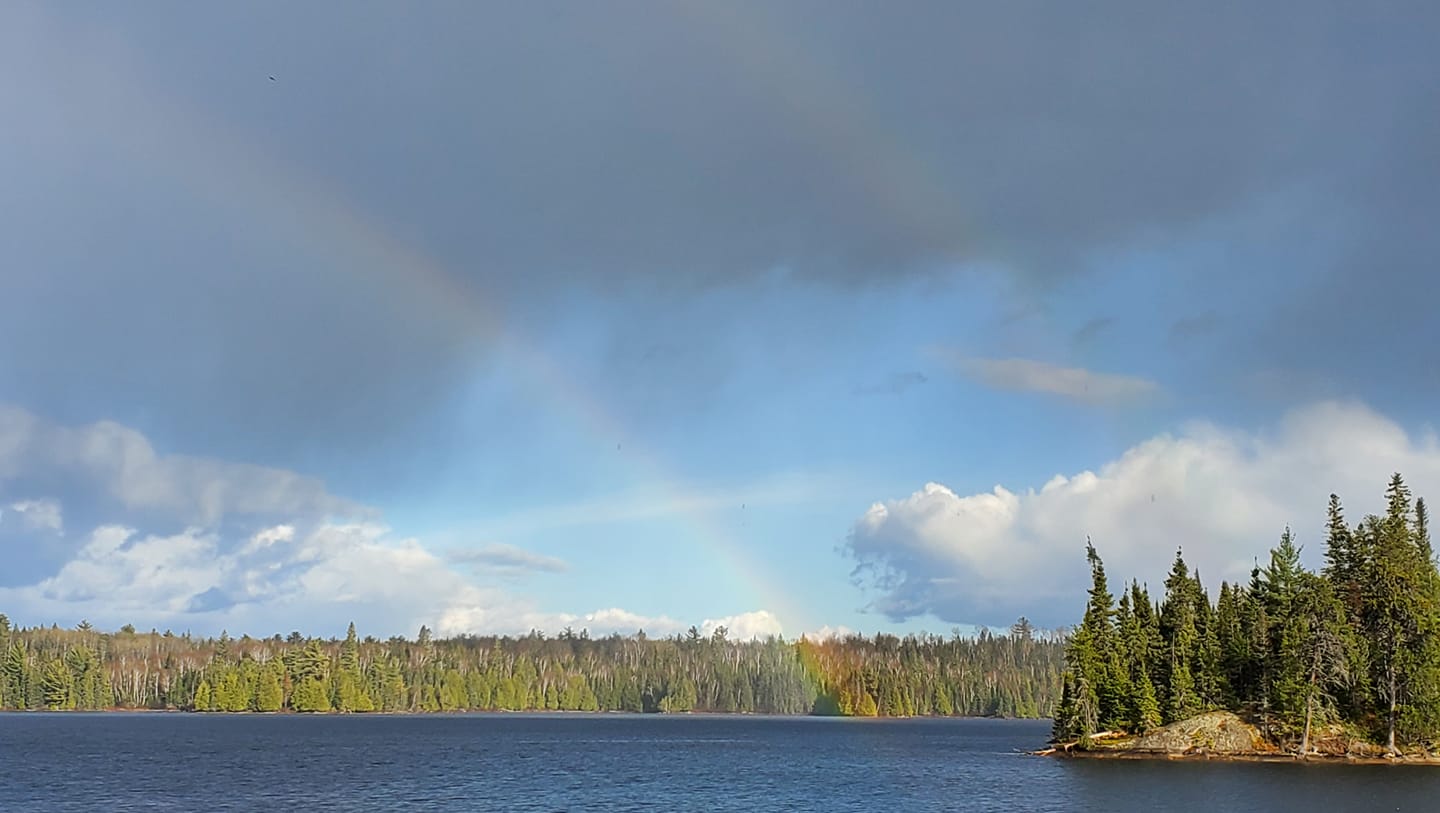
[1125,711,1272,755]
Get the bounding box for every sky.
[2,1,1439,641]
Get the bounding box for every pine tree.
[193,680,212,712]
[1323,494,1355,597]
[1361,475,1440,753]
[4,642,28,709]
[1117,591,1160,731]
[1159,550,1199,723]
[291,677,332,713]
[1294,572,1354,755]
[1052,675,1078,742]
[1262,528,1310,730]
[855,690,879,717]
[1416,497,1432,562]
[1214,582,1251,705]
[1067,542,1126,729]
[334,623,374,712]
[1130,582,1164,707]
[41,658,74,710]
[256,661,284,712]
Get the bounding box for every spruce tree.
[1294,572,1354,755]
[40,658,73,710]
[1263,529,1310,730]
[4,642,28,709]
[193,679,212,712]
[1361,475,1440,753]
[1081,542,1124,728]
[1214,582,1250,705]
[1052,675,1079,742]
[1416,497,1432,561]
[1160,550,1199,723]
[256,662,284,712]
[1056,541,1122,739]
[1117,591,1161,731]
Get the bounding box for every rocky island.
[1045,476,1440,764]
[1043,710,1440,764]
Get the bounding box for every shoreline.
[1036,747,1440,766]
[0,708,1046,721]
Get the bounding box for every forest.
[0,615,1062,719]
[1053,474,1440,755]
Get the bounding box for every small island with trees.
[1048,474,1440,763]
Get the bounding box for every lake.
[2,713,1437,811]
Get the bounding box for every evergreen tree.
[4,641,28,709]
[256,661,284,712]
[41,657,73,710]
[1192,577,1226,710]
[291,677,332,713]
[193,679,212,712]
[1294,573,1354,754]
[1117,591,1160,731]
[1214,582,1250,705]
[1362,475,1440,753]
[334,623,374,712]
[1262,529,1310,730]
[1416,497,1432,562]
[1159,550,1199,723]
[1052,675,1078,741]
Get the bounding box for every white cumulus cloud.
[4,498,63,533]
[846,400,1440,628]
[802,625,856,642]
[701,610,784,641]
[34,525,223,613]
[0,404,366,524]
[0,405,787,641]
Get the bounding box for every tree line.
[0,616,1062,718]
[1053,474,1440,755]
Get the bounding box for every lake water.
[2,713,1438,812]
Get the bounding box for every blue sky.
[2,2,1439,640]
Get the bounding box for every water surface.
[2,713,1436,811]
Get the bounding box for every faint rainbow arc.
[116,84,808,635]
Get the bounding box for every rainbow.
[85,35,812,635]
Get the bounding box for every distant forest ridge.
[0,616,1063,718]
[1054,474,1439,755]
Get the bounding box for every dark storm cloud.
[2,1,1437,458]
[14,1,1438,285]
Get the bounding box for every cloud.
[577,608,684,637]
[801,625,855,642]
[845,400,1440,627]
[853,371,928,396]
[948,356,1160,405]
[1071,317,1116,347]
[0,407,784,639]
[1,515,773,640]
[448,543,569,574]
[4,499,63,533]
[34,526,222,612]
[3,3,1438,464]
[0,405,366,526]
[433,604,784,640]
[701,610,784,641]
